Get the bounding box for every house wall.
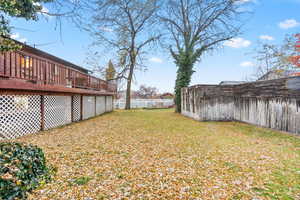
[181,77,300,134]
[0,93,114,139]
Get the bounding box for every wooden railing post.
[0,53,5,76]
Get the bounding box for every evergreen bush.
[0,142,53,200]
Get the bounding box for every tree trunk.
[175,71,190,113]
[174,59,194,113]
[125,63,135,110]
[125,80,131,110]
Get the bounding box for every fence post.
[40,95,45,131]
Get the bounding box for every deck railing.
[0,50,116,93]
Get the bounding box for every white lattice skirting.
[0,95,113,139]
[44,96,72,130]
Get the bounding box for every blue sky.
[10,0,300,93]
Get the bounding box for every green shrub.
[0,142,53,200]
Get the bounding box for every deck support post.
[95,96,97,116]
[112,95,114,111]
[71,96,74,122]
[105,96,107,112]
[80,95,83,121]
[40,95,45,131]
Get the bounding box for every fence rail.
[0,51,116,92]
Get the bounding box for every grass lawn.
[15,109,300,199]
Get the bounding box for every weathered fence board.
[182,77,300,134]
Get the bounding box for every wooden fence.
[181,77,300,134]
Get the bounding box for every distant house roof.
[219,81,247,85]
[12,38,92,74]
[160,93,174,99]
[258,69,300,81]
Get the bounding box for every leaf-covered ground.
[15,109,300,199]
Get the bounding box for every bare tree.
[84,50,107,78]
[250,43,278,80]
[73,0,161,110]
[136,85,159,99]
[7,0,83,47]
[249,34,299,80]
[0,0,61,52]
[160,0,248,112]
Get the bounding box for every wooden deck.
[0,44,115,95]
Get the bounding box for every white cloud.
[237,0,253,3]
[99,27,113,32]
[10,33,27,43]
[149,57,163,63]
[279,19,300,29]
[259,35,274,41]
[33,2,50,18]
[33,2,48,12]
[224,38,251,48]
[10,33,20,40]
[41,6,49,13]
[19,38,27,43]
[240,61,254,67]
[235,0,257,4]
